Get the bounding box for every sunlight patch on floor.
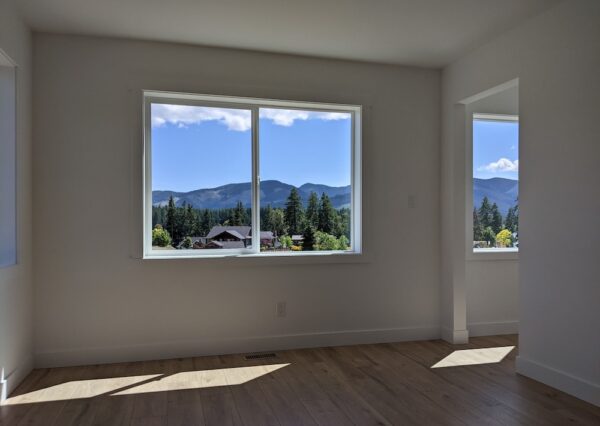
[2,374,161,405]
[431,346,515,368]
[2,363,289,405]
[113,363,289,395]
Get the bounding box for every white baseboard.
[35,325,441,368]
[441,327,469,344]
[516,355,600,407]
[468,320,519,337]
[1,355,33,403]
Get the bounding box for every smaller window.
[0,50,17,267]
[472,113,519,252]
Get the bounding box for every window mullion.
[251,106,260,254]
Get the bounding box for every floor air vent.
[245,352,277,360]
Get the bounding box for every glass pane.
[150,103,254,252]
[259,108,352,252]
[472,118,519,249]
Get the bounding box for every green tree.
[318,193,336,234]
[262,204,273,232]
[482,226,496,247]
[199,209,213,236]
[182,204,196,237]
[473,207,484,241]
[279,235,293,249]
[314,231,339,250]
[490,203,503,235]
[230,201,247,226]
[478,196,492,229]
[165,196,177,242]
[302,225,316,251]
[152,224,172,247]
[284,188,304,235]
[337,208,351,239]
[269,208,287,237]
[504,206,517,234]
[305,192,319,229]
[181,236,193,249]
[496,229,512,248]
[337,235,350,250]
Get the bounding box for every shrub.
[152,225,172,247]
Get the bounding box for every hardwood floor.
[2,335,599,425]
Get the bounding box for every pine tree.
[230,201,247,226]
[262,204,273,232]
[165,196,177,244]
[284,188,304,235]
[478,196,492,229]
[305,192,319,230]
[183,204,195,237]
[490,203,503,235]
[302,224,316,251]
[318,193,335,234]
[200,209,213,236]
[505,207,516,234]
[473,207,484,241]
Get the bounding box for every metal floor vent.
[245,352,277,360]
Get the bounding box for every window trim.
[0,48,18,268]
[467,112,519,261]
[142,90,362,259]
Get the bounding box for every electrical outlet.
[276,301,287,317]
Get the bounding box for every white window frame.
[143,90,362,259]
[0,49,17,268]
[467,112,519,260]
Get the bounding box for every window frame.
[0,49,18,268]
[467,112,519,261]
[142,90,362,259]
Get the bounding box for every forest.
[152,187,351,251]
[473,196,519,248]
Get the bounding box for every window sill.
[140,250,369,266]
[468,248,518,261]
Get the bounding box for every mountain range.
[153,180,351,210]
[473,177,518,215]
[154,177,517,215]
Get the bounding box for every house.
[203,225,275,248]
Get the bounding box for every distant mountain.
[153,180,351,210]
[473,177,518,215]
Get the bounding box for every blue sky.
[151,104,351,191]
[473,120,519,180]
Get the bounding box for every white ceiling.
[17,0,560,67]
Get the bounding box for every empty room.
[1,0,599,424]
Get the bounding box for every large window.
[0,52,17,267]
[144,92,361,258]
[472,113,519,251]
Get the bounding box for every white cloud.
[478,158,519,172]
[151,104,351,131]
[151,104,251,131]
[259,108,350,126]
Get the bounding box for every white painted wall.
[32,34,442,367]
[443,0,600,406]
[0,0,33,400]
[467,260,518,336]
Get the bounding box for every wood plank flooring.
[2,335,599,425]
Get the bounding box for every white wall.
[0,0,33,400]
[32,34,442,367]
[443,0,600,406]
